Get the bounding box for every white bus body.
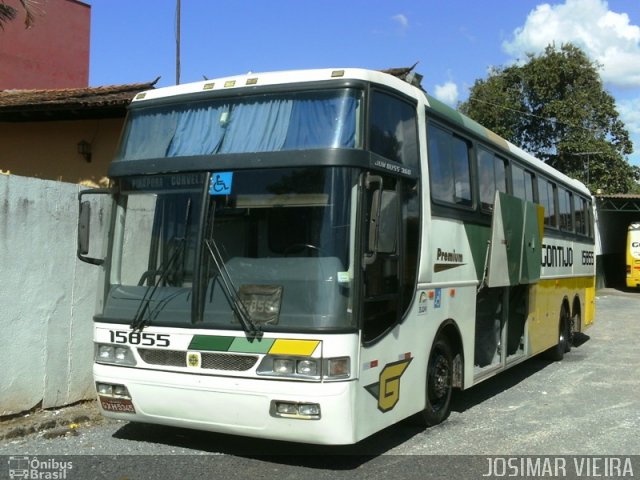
[80,68,595,444]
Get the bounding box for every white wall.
[0,174,108,416]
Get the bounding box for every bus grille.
[137,348,259,371]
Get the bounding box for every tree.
[0,0,36,30]
[459,43,640,194]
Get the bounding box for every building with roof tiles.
[0,0,157,184]
[0,81,157,184]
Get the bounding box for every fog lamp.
[298,403,321,416]
[96,383,112,395]
[276,402,298,415]
[113,385,130,397]
[271,401,321,420]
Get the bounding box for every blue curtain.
[283,93,357,149]
[167,104,229,156]
[119,92,359,160]
[120,110,178,160]
[218,99,293,153]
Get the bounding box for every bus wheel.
[545,306,570,361]
[421,336,453,427]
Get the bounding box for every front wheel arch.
[420,333,454,427]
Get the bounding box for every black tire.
[545,306,570,361]
[421,336,453,427]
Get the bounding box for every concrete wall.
[0,173,107,416]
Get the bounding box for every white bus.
[78,68,595,445]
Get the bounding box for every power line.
[466,96,598,134]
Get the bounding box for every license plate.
[99,396,136,413]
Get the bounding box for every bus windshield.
[116,89,362,161]
[103,168,358,332]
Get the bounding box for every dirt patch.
[0,400,106,441]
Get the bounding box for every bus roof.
[130,68,419,104]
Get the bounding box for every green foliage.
[459,43,640,194]
[0,4,18,28]
[0,1,35,30]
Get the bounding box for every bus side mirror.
[77,188,110,266]
[78,201,91,255]
[363,173,398,267]
[369,189,398,254]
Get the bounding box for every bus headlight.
[257,356,349,380]
[296,359,318,376]
[257,356,320,379]
[273,358,295,375]
[94,343,137,366]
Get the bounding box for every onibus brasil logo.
[7,456,73,479]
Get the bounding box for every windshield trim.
[93,313,359,334]
[109,148,373,177]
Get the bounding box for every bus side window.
[559,188,573,232]
[512,164,534,202]
[478,148,507,211]
[574,196,587,235]
[428,124,472,206]
[369,91,418,171]
[538,178,558,228]
[587,200,595,238]
[523,170,534,201]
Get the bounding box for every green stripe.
[463,223,491,280]
[229,337,274,353]
[188,335,276,353]
[188,335,234,352]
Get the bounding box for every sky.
[87,0,640,166]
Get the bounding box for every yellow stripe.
[536,205,545,241]
[528,276,595,354]
[269,339,320,356]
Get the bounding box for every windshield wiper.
[131,237,185,331]
[204,238,262,339]
[131,198,192,331]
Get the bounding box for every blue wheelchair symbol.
[209,172,233,195]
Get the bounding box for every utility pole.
[176,0,181,85]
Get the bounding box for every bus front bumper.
[94,363,358,445]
